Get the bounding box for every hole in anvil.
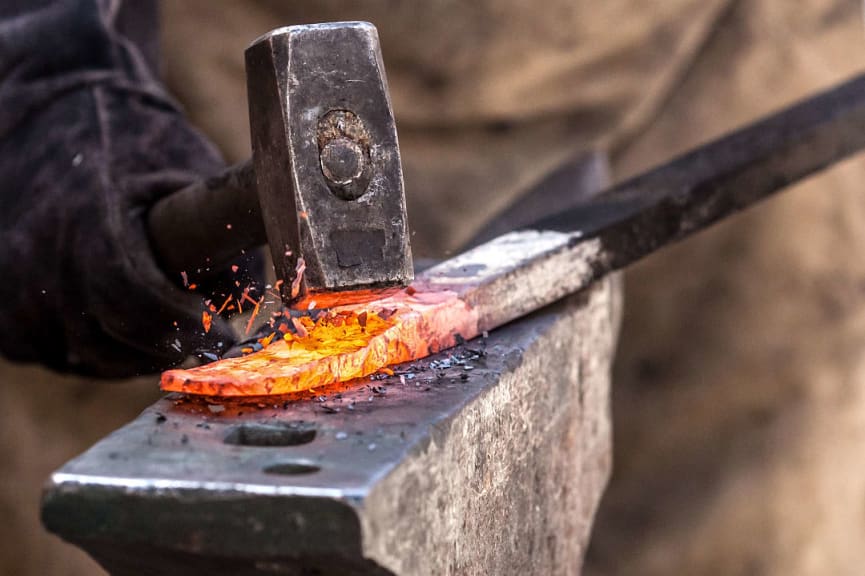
[224,421,317,447]
[263,462,321,476]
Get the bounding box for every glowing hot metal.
[161,288,478,396]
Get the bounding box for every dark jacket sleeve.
[0,0,243,376]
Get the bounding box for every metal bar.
[418,71,865,333]
[541,71,865,274]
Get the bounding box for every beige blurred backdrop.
[3,0,865,574]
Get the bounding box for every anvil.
[40,22,865,576]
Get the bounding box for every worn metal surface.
[246,22,412,300]
[148,22,413,299]
[42,279,619,576]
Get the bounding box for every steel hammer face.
[245,22,413,303]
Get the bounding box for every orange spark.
[290,257,306,300]
[258,332,276,348]
[244,296,264,335]
[216,295,233,315]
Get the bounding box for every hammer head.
[245,22,413,303]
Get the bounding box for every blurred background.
[4,0,865,574]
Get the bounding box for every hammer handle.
[147,160,265,279]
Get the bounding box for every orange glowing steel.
[160,287,479,396]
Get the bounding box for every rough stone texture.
[362,277,620,575]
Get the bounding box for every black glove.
[0,0,252,376]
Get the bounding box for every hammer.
[146,22,413,304]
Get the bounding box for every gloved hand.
[0,0,255,376]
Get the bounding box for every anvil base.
[42,278,619,576]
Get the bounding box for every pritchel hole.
[263,462,321,476]
[224,422,317,447]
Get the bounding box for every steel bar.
[539,70,865,280]
[418,71,865,335]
